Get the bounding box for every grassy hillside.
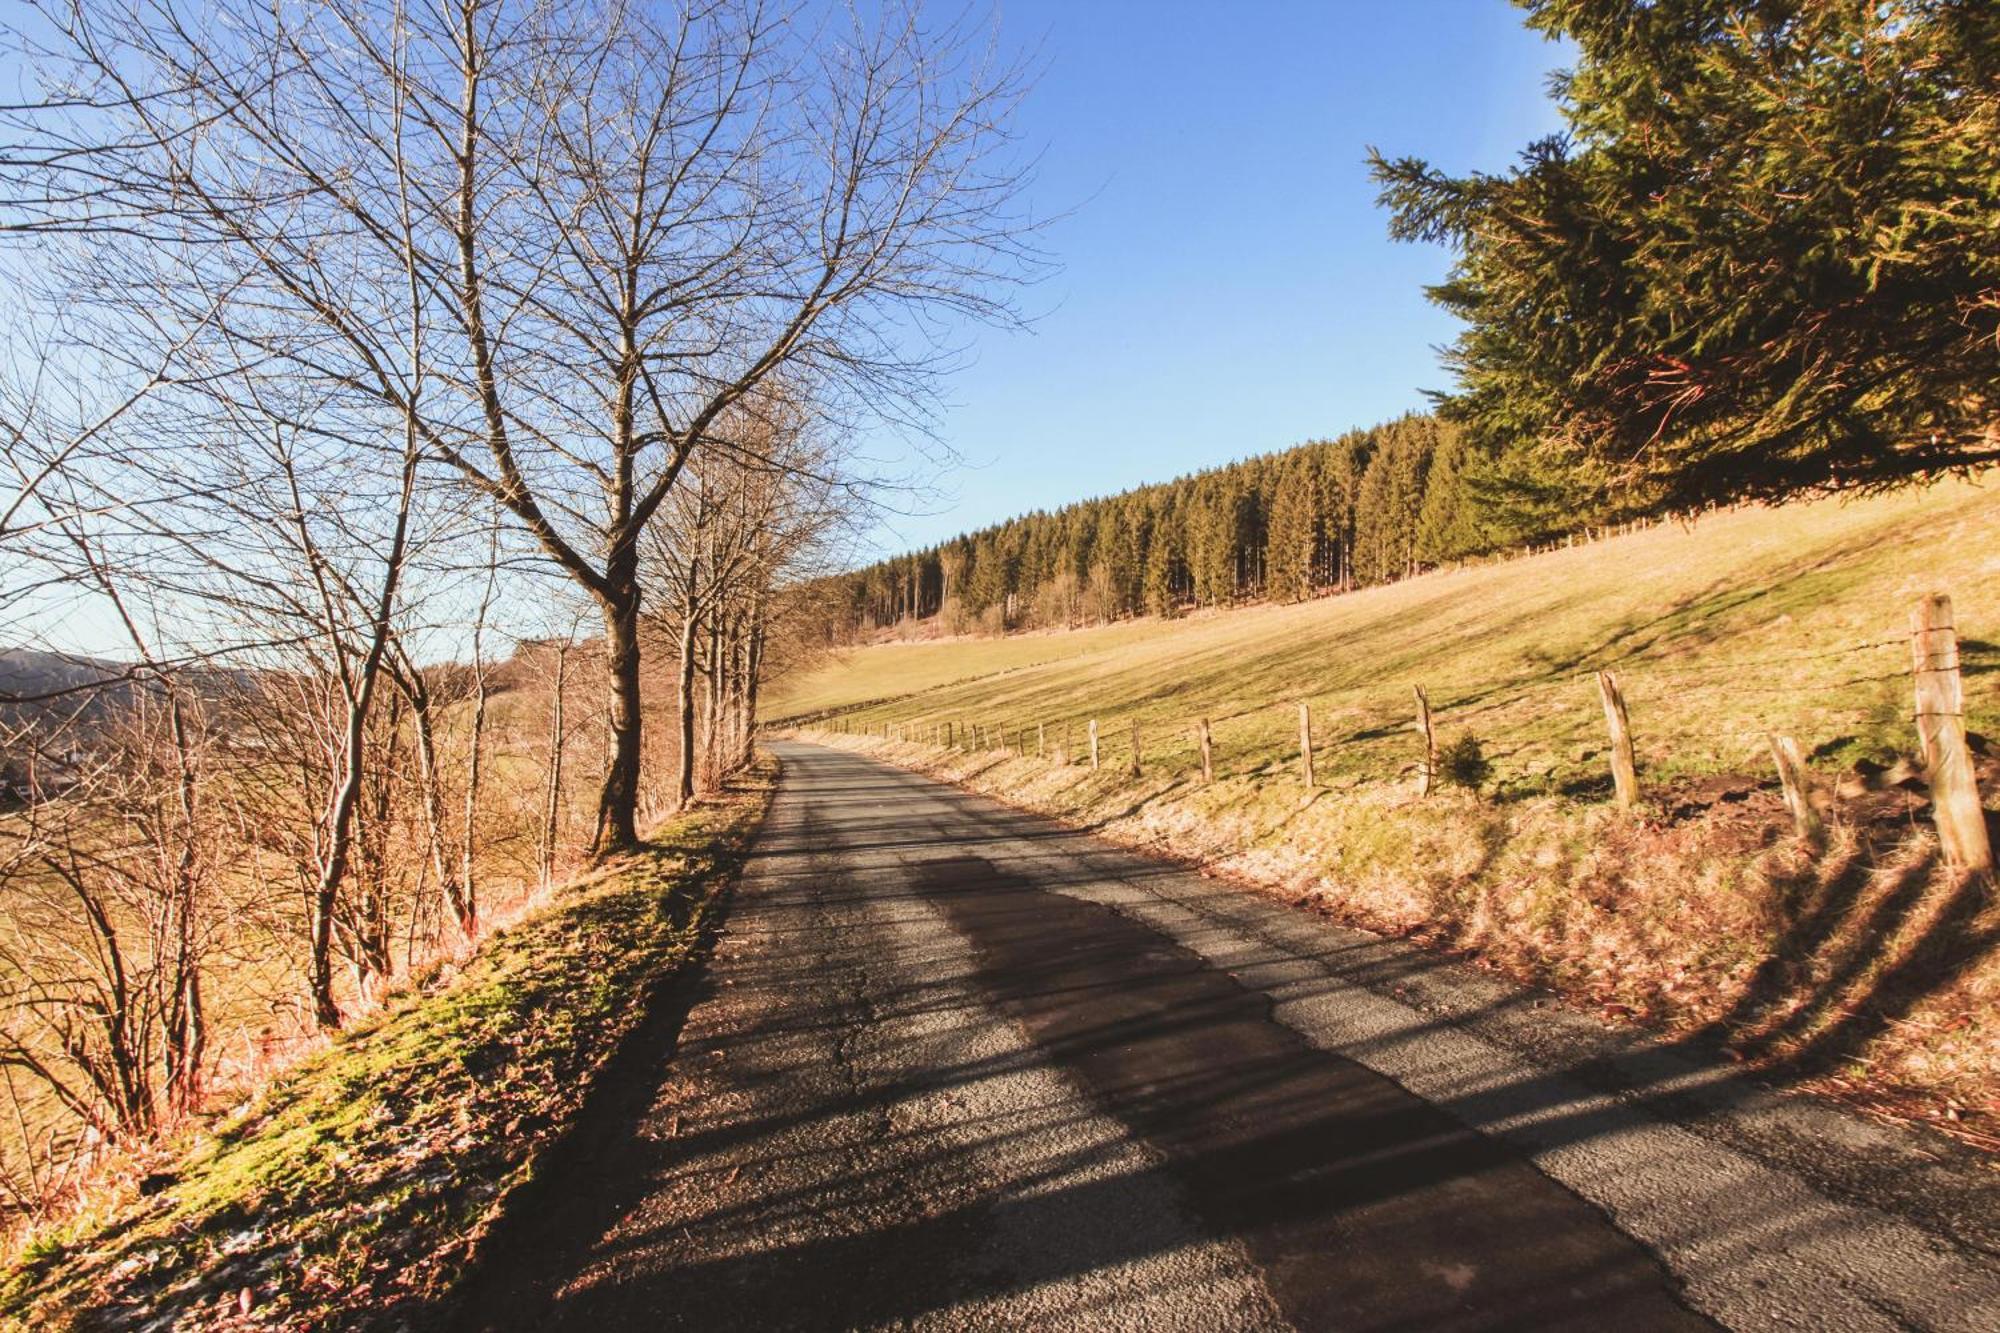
[778,478,2000,1141]
[0,768,771,1332]
[775,481,2000,783]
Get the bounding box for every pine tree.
[1414,423,1481,565]
[1190,475,1247,606]
[1144,494,1181,617]
[1371,0,2000,509]
[1265,454,1319,602]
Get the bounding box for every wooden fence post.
[1088,719,1100,771]
[1413,686,1436,797]
[1768,733,1824,847]
[1912,593,1994,875]
[1038,721,1046,758]
[945,721,953,748]
[1065,718,1075,765]
[1129,717,1142,778]
[1597,670,1640,808]
[1298,701,1315,790]
[1198,718,1214,785]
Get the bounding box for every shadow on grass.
[443,783,765,1333]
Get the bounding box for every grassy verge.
[771,480,2000,1146]
[0,760,774,1331]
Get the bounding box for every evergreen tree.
[1371,0,2000,509]
[1144,493,1181,617]
[1319,433,1369,591]
[1414,423,1482,565]
[1265,453,1319,602]
[1091,503,1142,616]
[1352,416,1435,584]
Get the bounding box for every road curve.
[454,741,2000,1332]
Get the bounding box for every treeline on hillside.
[819,413,1613,639]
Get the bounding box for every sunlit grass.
[781,479,1999,793]
[0,767,772,1332]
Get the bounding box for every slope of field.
[0,769,772,1332]
[776,481,1999,781]
[776,478,2000,1140]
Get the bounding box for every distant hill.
[0,647,131,704]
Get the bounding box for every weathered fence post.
[1413,686,1436,797]
[1198,718,1214,785]
[1088,719,1100,771]
[1597,670,1640,809]
[1129,717,1142,778]
[1912,618,1936,766]
[945,720,954,748]
[1912,593,1994,875]
[1768,733,1824,847]
[1298,701,1315,790]
[1038,721,1046,758]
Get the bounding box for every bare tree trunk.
[406,686,473,940]
[161,691,205,1116]
[458,670,487,933]
[458,517,499,930]
[704,613,724,789]
[677,597,701,809]
[729,613,750,767]
[540,641,571,889]
[595,578,645,854]
[742,614,766,766]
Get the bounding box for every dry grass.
[0,764,773,1331]
[776,478,2000,1142]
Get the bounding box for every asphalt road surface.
[454,740,2000,1332]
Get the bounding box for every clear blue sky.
[862,0,1571,555]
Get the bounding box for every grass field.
[775,479,2000,787]
[776,477,2000,1142]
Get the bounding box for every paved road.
[455,741,2000,1331]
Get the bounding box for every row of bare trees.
[0,0,1030,1214]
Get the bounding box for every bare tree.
[645,390,853,803]
[0,520,220,1183]
[9,0,1037,855]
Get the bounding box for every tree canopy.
[1371,0,2000,510]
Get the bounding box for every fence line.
[799,594,1991,875]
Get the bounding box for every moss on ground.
[0,764,772,1331]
